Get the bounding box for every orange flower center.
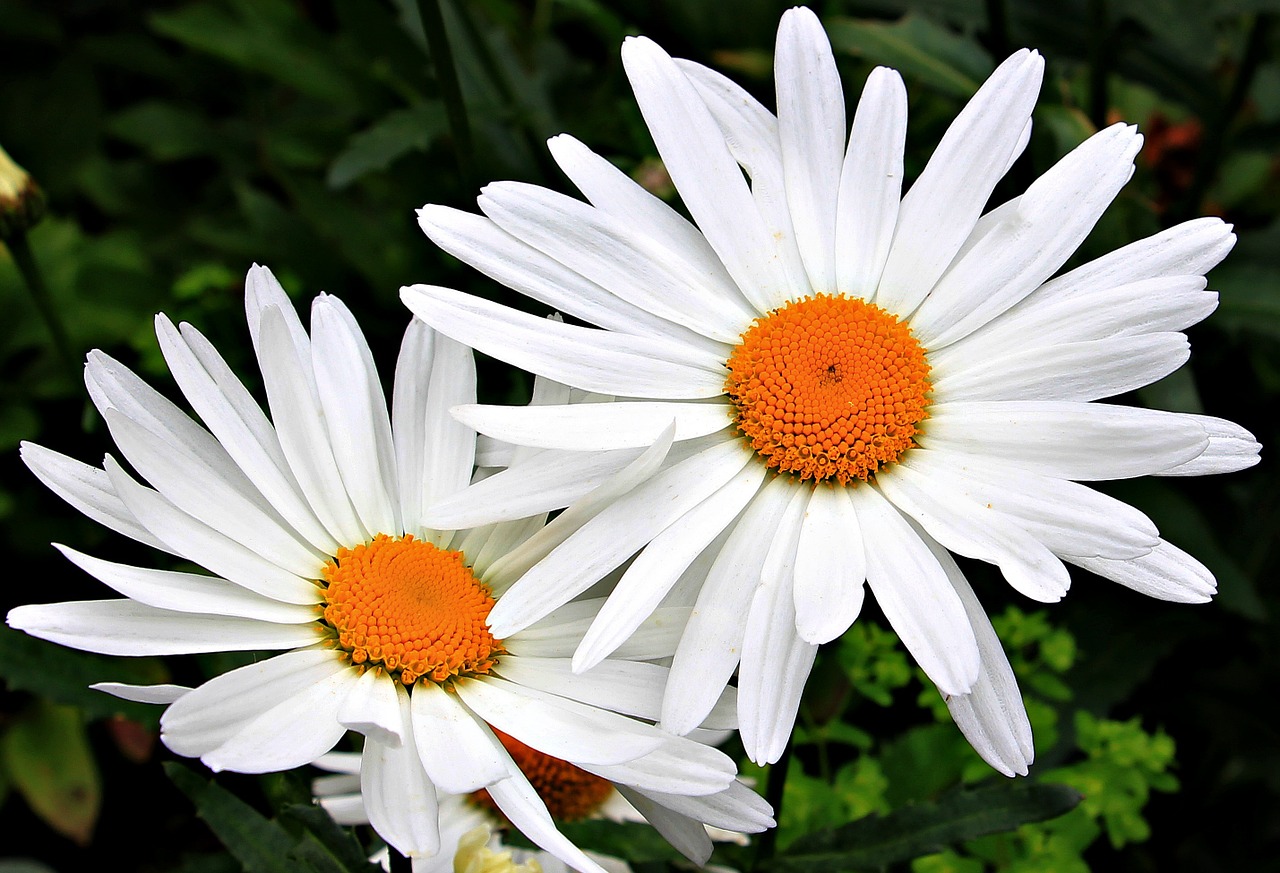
[725,294,931,484]
[472,729,614,822]
[321,534,502,686]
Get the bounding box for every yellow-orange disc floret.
[321,534,503,686]
[726,293,931,484]
[472,728,615,822]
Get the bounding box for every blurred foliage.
[2,0,1278,870]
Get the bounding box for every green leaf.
[766,782,1083,872]
[0,624,168,724]
[107,101,217,161]
[1211,262,1280,341]
[0,700,101,845]
[826,14,993,98]
[326,104,449,188]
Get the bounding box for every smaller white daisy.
[7,265,770,873]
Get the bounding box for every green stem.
[5,231,76,380]
[983,0,1010,60]
[752,736,794,871]
[1087,0,1110,131]
[417,0,475,190]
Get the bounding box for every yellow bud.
[0,143,46,239]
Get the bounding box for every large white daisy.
[6,266,771,873]
[400,7,1261,771]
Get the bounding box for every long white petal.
[1069,539,1216,602]
[401,284,727,399]
[615,787,714,865]
[486,435,749,635]
[921,401,1209,480]
[876,50,1044,315]
[580,736,735,795]
[662,475,793,735]
[793,484,866,644]
[777,6,844,295]
[337,667,403,747]
[1155,415,1261,476]
[311,296,400,537]
[628,780,775,833]
[479,181,753,343]
[453,400,732,451]
[456,676,666,765]
[90,682,191,704]
[7,599,320,656]
[413,330,478,542]
[739,482,819,764]
[573,459,765,671]
[410,682,509,793]
[361,686,441,859]
[496,656,690,725]
[836,67,907,299]
[623,36,793,314]
[847,485,980,696]
[55,545,319,622]
[485,767,610,873]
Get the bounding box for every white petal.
[913,124,1143,347]
[485,768,610,873]
[933,332,1190,403]
[662,474,793,736]
[55,545,319,622]
[739,482,819,764]
[615,787,713,865]
[876,50,1044,315]
[311,296,400,537]
[846,486,980,696]
[580,735,735,795]
[244,264,310,360]
[878,461,1072,602]
[628,780,775,833]
[409,682,509,794]
[102,408,326,578]
[921,401,1209,480]
[793,484,866,644]
[1155,415,1261,476]
[162,649,350,772]
[921,539,1033,777]
[455,676,666,765]
[836,67,907,299]
[103,456,319,604]
[622,36,793,314]
[392,320,435,537]
[776,6,845,295]
[19,443,169,552]
[505,604,690,662]
[1069,539,1216,602]
[90,682,191,704]
[424,445,647,529]
[480,181,752,343]
[362,686,441,858]
[486,435,749,635]
[155,316,339,554]
[1033,216,1236,307]
[401,284,727,399]
[160,648,339,757]
[6,599,320,656]
[337,667,403,747]
[257,305,369,545]
[573,459,765,671]
[675,59,808,312]
[453,400,732,452]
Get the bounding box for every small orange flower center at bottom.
[472,729,614,822]
[320,534,503,686]
[725,293,932,484]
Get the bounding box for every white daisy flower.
[400,7,1260,772]
[5,265,771,873]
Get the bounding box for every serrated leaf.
[327,104,449,188]
[0,624,168,724]
[765,782,1083,872]
[279,803,383,872]
[1,700,101,845]
[826,14,993,98]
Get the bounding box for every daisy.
[400,6,1261,771]
[6,265,771,873]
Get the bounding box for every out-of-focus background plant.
[0,1,1275,871]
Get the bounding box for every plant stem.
[417,0,475,190]
[1088,0,1110,131]
[389,847,412,873]
[5,231,75,380]
[752,736,794,871]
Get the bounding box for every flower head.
[6,265,771,872]
[401,7,1260,770]
[0,142,45,239]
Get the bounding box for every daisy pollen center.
[472,728,614,822]
[321,534,502,686]
[726,293,931,484]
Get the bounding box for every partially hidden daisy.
[6,266,771,872]
[400,6,1261,771]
